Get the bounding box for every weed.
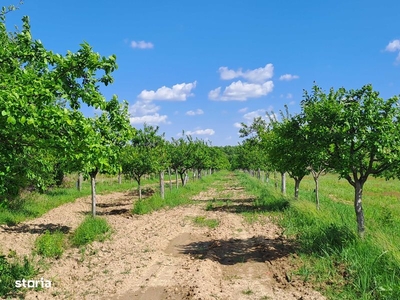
[0,255,38,298]
[242,288,253,295]
[34,230,65,259]
[192,216,219,229]
[70,216,112,247]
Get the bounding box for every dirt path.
[2,174,326,300]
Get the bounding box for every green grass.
[0,174,158,226]
[132,171,229,215]
[237,171,400,300]
[191,216,219,228]
[34,230,66,259]
[0,255,38,298]
[70,216,112,247]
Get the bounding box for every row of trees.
[0,11,229,216]
[237,84,400,237]
[120,125,230,201]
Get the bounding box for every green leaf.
[7,116,16,125]
[20,116,26,124]
[1,110,7,116]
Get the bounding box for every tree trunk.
[281,172,286,195]
[138,178,142,200]
[184,172,188,185]
[168,167,172,191]
[180,172,185,186]
[354,180,365,237]
[90,171,98,217]
[294,178,301,199]
[274,171,278,189]
[314,176,320,210]
[257,168,261,180]
[159,171,165,199]
[198,169,202,179]
[175,170,179,189]
[77,173,83,192]
[265,171,269,183]
[118,171,122,184]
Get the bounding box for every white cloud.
[238,107,248,113]
[218,64,274,83]
[218,67,241,80]
[385,40,400,52]
[289,101,295,105]
[138,81,197,101]
[186,129,215,136]
[208,87,221,100]
[186,109,204,116]
[130,113,169,125]
[129,98,169,126]
[209,80,274,101]
[385,40,400,63]
[243,109,265,121]
[279,74,299,81]
[233,122,242,128]
[286,93,293,99]
[130,40,154,49]
[129,100,159,116]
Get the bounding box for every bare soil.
[0,175,326,300]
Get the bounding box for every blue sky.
[5,0,400,146]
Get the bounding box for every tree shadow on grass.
[178,236,296,265]
[1,223,71,234]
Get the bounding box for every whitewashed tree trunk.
[168,167,172,191]
[118,171,122,184]
[314,176,320,210]
[184,173,188,185]
[77,173,83,192]
[159,171,165,199]
[281,172,286,195]
[90,171,97,217]
[354,180,365,237]
[294,178,301,199]
[138,179,142,200]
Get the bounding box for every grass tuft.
[34,230,65,258]
[0,255,38,298]
[70,216,112,247]
[191,216,219,228]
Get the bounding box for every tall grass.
[237,171,400,300]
